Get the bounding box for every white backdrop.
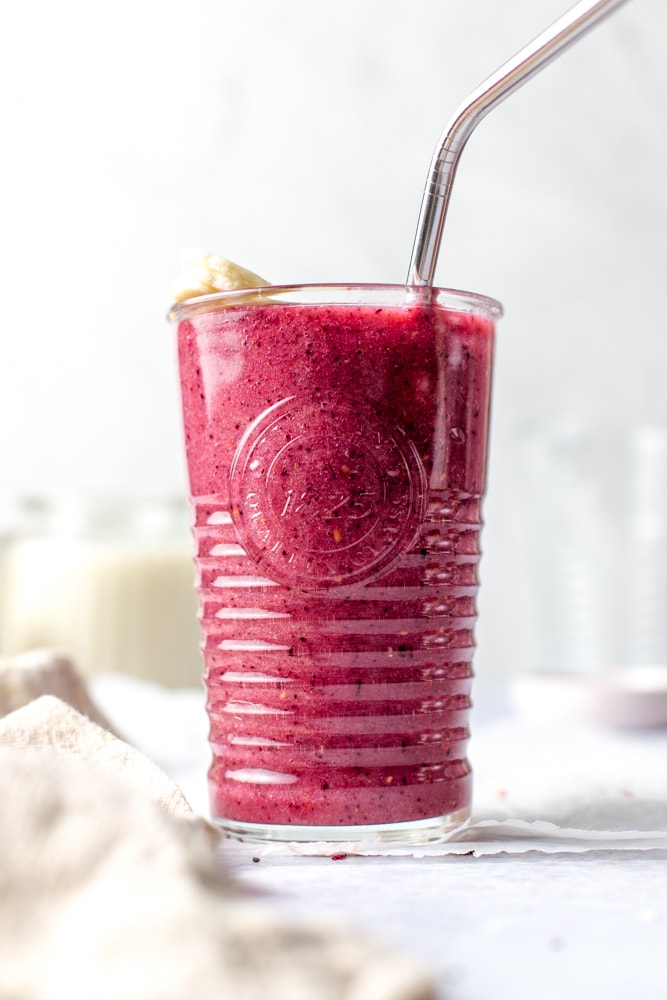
[1,0,666,679]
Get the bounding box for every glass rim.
[168,282,503,323]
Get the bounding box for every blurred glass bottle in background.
[514,421,667,727]
[521,421,667,672]
[0,497,202,688]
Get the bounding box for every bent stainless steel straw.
[407,0,631,287]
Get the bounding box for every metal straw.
[407,0,631,287]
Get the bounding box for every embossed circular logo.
[229,395,427,592]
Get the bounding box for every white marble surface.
[223,847,667,1000]
[92,674,667,1000]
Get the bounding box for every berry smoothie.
[174,284,498,841]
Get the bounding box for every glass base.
[214,809,469,846]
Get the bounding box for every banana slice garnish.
[171,249,269,303]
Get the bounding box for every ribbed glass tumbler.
[172,284,500,843]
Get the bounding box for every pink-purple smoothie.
[176,286,496,835]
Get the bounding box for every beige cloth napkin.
[0,694,193,816]
[0,648,115,728]
[0,650,433,1000]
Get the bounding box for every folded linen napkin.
[0,651,434,1000]
[0,647,114,729]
